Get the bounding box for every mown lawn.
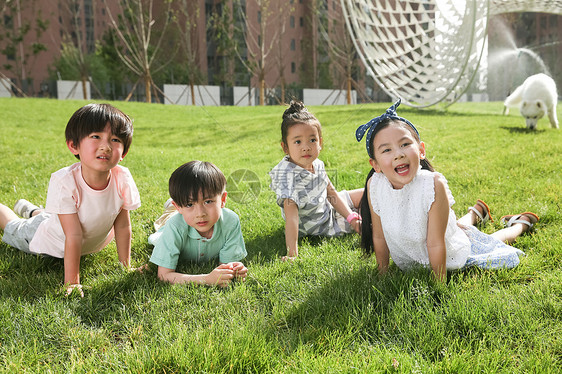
[0,98,560,372]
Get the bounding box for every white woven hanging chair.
[341,0,562,107]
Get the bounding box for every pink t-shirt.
[29,163,141,258]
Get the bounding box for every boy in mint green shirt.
[149,161,247,286]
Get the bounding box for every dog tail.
[504,84,525,107]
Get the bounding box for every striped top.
[269,156,351,237]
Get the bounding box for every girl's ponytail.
[420,158,434,172]
[360,168,376,255]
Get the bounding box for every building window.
[291,39,295,51]
[258,11,261,24]
[290,16,295,28]
[4,15,13,28]
[300,17,304,27]
[291,62,296,73]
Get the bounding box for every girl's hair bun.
[280,100,321,144]
[283,100,308,119]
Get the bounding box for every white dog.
[504,73,559,130]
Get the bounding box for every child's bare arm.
[427,176,449,281]
[59,213,83,295]
[157,264,235,287]
[372,214,390,274]
[113,209,132,268]
[326,182,361,233]
[367,181,389,273]
[283,199,299,260]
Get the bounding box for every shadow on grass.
[318,103,506,119]
[244,228,361,264]
[0,242,165,310]
[0,244,64,300]
[499,126,547,134]
[70,268,167,328]
[277,265,450,359]
[244,227,286,263]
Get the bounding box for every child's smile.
[370,125,425,189]
[395,163,411,176]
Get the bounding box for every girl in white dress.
[356,100,538,281]
[269,101,363,261]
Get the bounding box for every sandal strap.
[468,206,484,221]
[476,199,493,222]
[502,212,539,229]
[506,215,533,228]
[468,199,492,224]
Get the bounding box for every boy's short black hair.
[65,103,134,159]
[169,161,226,207]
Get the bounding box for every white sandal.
[468,199,493,224]
[500,212,539,229]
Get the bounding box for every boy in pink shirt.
[0,103,141,296]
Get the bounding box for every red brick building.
[0,0,119,96]
[2,1,558,103]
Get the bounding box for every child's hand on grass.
[206,264,236,287]
[227,262,248,281]
[65,283,84,297]
[132,263,150,273]
[120,262,150,273]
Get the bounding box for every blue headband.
[355,99,420,158]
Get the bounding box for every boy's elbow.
[114,221,132,234]
[157,266,174,282]
[65,233,83,247]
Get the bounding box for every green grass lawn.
[0,98,561,372]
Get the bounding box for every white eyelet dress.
[369,169,525,270]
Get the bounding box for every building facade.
[1,1,559,103]
[0,0,119,96]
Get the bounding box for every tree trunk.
[81,76,88,100]
[260,78,265,106]
[190,82,195,105]
[347,76,352,105]
[145,75,151,103]
[281,79,286,105]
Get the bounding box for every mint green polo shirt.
[149,208,247,270]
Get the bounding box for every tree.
[96,28,132,100]
[300,0,319,89]
[207,1,237,88]
[106,0,174,103]
[52,0,103,99]
[233,0,282,106]
[173,0,204,105]
[273,2,295,105]
[274,11,288,105]
[0,0,49,95]
[317,1,362,104]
